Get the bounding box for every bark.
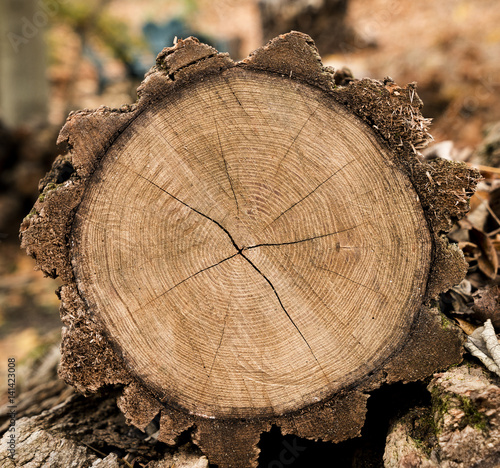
[0,340,208,467]
[0,406,209,468]
[384,363,500,468]
[19,32,480,467]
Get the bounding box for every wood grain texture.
[20,32,481,467]
[73,69,431,418]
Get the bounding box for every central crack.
[195,208,327,376]
[127,168,329,381]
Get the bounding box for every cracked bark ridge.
[20,32,480,468]
[0,390,210,468]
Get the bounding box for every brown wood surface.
[73,67,431,418]
[20,32,480,467]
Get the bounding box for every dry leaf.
[465,319,500,377]
[458,241,481,264]
[485,186,500,232]
[454,317,479,336]
[470,227,498,278]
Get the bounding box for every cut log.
[20,32,480,468]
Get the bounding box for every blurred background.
[0,0,500,444]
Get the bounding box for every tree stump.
[20,32,480,467]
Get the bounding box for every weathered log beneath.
[20,32,480,467]
[0,393,210,468]
[384,363,500,468]
[0,391,209,468]
[0,339,208,467]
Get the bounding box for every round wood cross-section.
[72,68,432,418]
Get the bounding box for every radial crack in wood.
[20,32,480,467]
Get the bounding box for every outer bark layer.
[20,32,480,467]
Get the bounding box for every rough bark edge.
[19,32,480,468]
[241,30,336,89]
